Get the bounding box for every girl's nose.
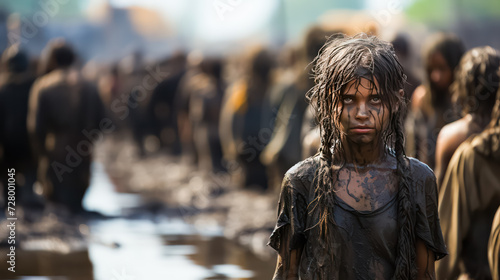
[355,103,369,120]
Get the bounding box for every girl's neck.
[340,139,386,166]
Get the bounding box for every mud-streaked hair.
[306,33,415,279]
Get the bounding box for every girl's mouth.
[350,127,374,134]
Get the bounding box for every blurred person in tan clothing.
[437,78,500,280]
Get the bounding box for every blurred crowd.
[1,18,500,280]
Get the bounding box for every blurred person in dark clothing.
[437,78,500,280]
[435,46,500,186]
[147,52,187,155]
[300,32,349,162]
[219,47,273,189]
[97,62,131,144]
[0,45,40,211]
[391,33,420,101]
[27,39,105,214]
[261,44,299,139]
[405,33,465,169]
[188,57,225,172]
[176,51,204,164]
[261,26,332,191]
[120,51,150,156]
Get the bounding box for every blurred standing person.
[437,81,500,280]
[405,33,465,169]
[176,51,204,164]
[98,53,143,139]
[219,47,273,189]
[391,33,420,101]
[300,32,346,161]
[147,52,187,155]
[261,44,299,133]
[189,58,225,172]
[27,39,105,214]
[119,51,149,156]
[261,26,332,191]
[435,47,500,185]
[0,45,40,211]
[261,44,303,188]
[98,63,122,129]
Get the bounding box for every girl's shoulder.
[281,155,322,195]
[285,155,321,180]
[406,157,438,198]
[406,156,435,180]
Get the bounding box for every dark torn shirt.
[268,155,448,280]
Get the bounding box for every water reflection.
[83,162,142,217]
[0,161,275,280]
[176,235,275,280]
[0,250,93,280]
[88,218,274,280]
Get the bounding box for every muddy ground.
[0,133,280,277]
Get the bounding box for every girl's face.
[338,78,390,146]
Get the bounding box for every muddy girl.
[268,34,447,280]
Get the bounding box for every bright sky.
[101,0,279,43]
[364,0,415,11]
[85,0,416,47]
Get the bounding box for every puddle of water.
[83,162,142,217]
[87,218,274,280]
[0,250,93,280]
[1,161,275,279]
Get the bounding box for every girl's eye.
[371,96,381,104]
[343,97,353,104]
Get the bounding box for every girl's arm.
[416,238,436,280]
[273,246,303,280]
[269,174,308,280]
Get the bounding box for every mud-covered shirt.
[268,155,448,280]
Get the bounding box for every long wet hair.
[422,33,465,109]
[482,86,500,157]
[451,46,500,117]
[451,47,500,160]
[306,34,415,279]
